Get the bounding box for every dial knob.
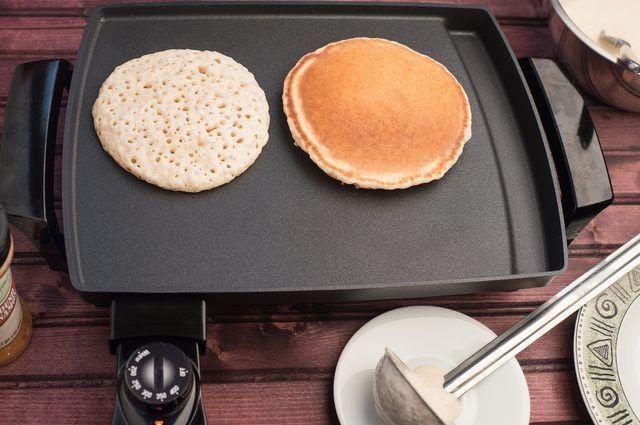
[124,342,194,406]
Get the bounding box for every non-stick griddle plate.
[63,2,566,301]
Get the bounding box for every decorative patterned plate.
[575,265,640,424]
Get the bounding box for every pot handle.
[0,60,71,271]
[519,58,614,243]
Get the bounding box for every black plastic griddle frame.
[0,3,613,305]
[0,60,69,271]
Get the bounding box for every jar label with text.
[0,270,22,349]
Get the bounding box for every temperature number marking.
[141,389,152,400]
[169,385,180,396]
[130,379,142,391]
[155,392,167,402]
[128,365,137,377]
[179,367,188,377]
[134,349,150,363]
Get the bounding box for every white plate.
[333,306,530,425]
[575,265,640,424]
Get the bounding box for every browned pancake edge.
[283,37,472,190]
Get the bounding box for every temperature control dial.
[124,342,194,406]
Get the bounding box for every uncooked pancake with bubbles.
[93,49,269,192]
[283,38,472,190]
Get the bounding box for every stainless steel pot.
[549,0,640,112]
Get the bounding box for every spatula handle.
[443,232,640,398]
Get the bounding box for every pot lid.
[550,0,622,67]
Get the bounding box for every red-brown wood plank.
[9,198,639,262]
[10,226,41,257]
[0,20,553,57]
[0,261,592,384]
[602,153,640,202]
[3,87,638,156]
[0,16,86,29]
[0,0,552,19]
[0,313,574,380]
[0,370,585,424]
[0,27,82,55]
[501,24,556,58]
[591,106,640,152]
[0,56,76,104]
[571,205,640,255]
[292,257,600,316]
[0,261,601,383]
[2,115,636,257]
[12,266,98,317]
[9,256,600,317]
[0,3,636,423]
[0,131,633,229]
[6,257,599,321]
[5,95,638,155]
[527,371,586,423]
[0,23,555,100]
[8,207,640,314]
[0,382,330,425]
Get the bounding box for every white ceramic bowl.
[333,306,530,425]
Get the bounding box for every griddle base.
[110,297,207,425]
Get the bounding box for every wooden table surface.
[1,0,639,423]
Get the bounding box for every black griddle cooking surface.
[63,2,566,299]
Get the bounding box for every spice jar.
[0,206,32,365]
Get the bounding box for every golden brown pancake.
[283,38,472,189]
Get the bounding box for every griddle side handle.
[0,60,71,271]
[519,58,614,243]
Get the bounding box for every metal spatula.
[374,232,640,425]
